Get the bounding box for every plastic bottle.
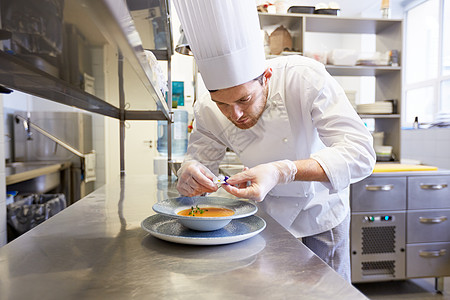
[157,109,188,156]
[381,0,391,18]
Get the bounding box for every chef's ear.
[263,68,273,83]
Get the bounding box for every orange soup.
[177,206,235,217]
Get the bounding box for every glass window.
[441,80,450,112]
[405,87,435,125]
[443,0,450,76]
[405,0,439,84]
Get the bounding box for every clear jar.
[157,109,188,156]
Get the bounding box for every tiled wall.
[0,95,6,247]
[401,128,450,169]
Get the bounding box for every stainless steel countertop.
[0,175,367,299]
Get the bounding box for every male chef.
[173,0,375,282]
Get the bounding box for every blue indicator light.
[385,216,389,221]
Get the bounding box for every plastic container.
[7,193,66,241]
[374,145,392,161]
[372,132,385,147]
[157,109,188,156]
[328,49,358,66]
[345,90,357,109]
[288,6,315,14]
[314,8,340,15]
[275,0,289,13]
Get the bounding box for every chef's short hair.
[208,72,264,93]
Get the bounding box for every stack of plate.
[357,102,393,114]
[435,112,450,123]
[431,111,450,127]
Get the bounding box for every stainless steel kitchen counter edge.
[0,174,367,299]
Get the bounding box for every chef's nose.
[230,104,244,120]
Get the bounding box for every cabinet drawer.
[406,242,450,278]
[407,209,450,243]
[408,176,450,209]
[351,177,406,212]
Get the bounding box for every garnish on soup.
[177,205,234,217]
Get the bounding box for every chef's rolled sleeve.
[306,63,376,192]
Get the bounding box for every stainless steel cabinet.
[350,171,450,288]
[407,209,450,243]
[351,210,406,281]
[407,242,450,278]
[408,176,450,209]
[351,176,406,212]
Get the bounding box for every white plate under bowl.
[152,196,257,231]
[141,214,266,245]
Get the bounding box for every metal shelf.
[0,51,120,119]
[326,65,401,76]
[0,0,172,121]
[304,15,402,34]
[359,114,401,119]
[258,12,402,34]
[80,0,170,120]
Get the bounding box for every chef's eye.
[239,96,251,103]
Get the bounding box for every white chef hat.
[173,0,266,91]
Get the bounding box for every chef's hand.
[177,160,219,197]
[222,160,297,202]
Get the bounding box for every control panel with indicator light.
[364,215,394,222]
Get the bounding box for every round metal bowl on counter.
[152,196,257,231]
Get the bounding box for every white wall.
[401,128,450,169]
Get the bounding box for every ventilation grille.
[362,226,395,254]
[362,260,396,276]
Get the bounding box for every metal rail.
[15,114,87,158]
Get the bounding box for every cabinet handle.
[365,184,393,191]
[419,216,448,224]
[419,249,447,258]
[420,184,448,190]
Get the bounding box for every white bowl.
[152,196,257,231]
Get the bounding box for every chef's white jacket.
[185,55,376,237]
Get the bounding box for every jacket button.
[283,138,288,143]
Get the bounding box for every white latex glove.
[176,160,219,197]
[222,160,297,202]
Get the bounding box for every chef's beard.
[229,84,269,130]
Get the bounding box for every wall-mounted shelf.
[80,0,171,120]
[259,13,403,34]
[326,65,401,77]
[0,0,174,177]
[359,114,401,119]
[0,0,172,121]
[259,12,403,162]
[0,50,120,118]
